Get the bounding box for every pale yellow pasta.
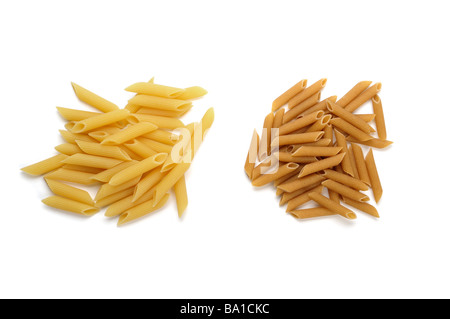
[56,107,101,121]
[351,143,371,186]
[142,130,179,146]
[342,197,380,218]
[308,192,357,220]
[277,173,326,193]
[62,153,123,169]
[137,106,189,117]
[64,121,77,131]
[75,140,131,161]
[288,78,327,109]
[372,94,387,140]
[95,187,135,208]
[128,94,192,112]
[87,127,122,142]
[279,111,324,135]
[292,146,342,157]
[109,153,167,186]
[272,79,307,111]
[42,195,99,216]
[118,193,170,226]
[59,130,97,144]
[153,163,191,205]
[104,186,155,217]
[55,143,83,156]
[176,86,208,100]
[61,164,104,174]
[138,137,173,154]
[320,169,368,191]
[327,100,375,134]
[334,129,354,177]
[365,149,383,203]
[123,139,157,158]
[133,169,168,202]
[174,176,188,217]
[128,114,184,130]
[71,82,120,113]
[336,81,372,107]
[290,207,336,219]
[125,103,141,113]
[283,92,321,123]
[322,179,369,202]
[21,154,68,176]
[71,109,130,133]
[330,118,373,141]
[45,178,94,205]
[95,175,141,201]
[101,122,158,146]
[298,153,346,178]
[344,82,382,113]
[90,160,138,183]
[125,82,185,98]
[244,130,260,179]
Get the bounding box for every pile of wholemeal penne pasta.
[21,78,214,226]
[244,79,392,220]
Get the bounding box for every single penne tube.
[273,131,324,147]
[75,140,131,161]
[260,112,275,158]
[342,197,380,218]
[272,108,285,129]
[133,169,167,202]
[95,175,142,201]
[142,130,179,146]
[347,144,359,179]
[336,81,372,107]
[286,185,324,212]
[45,168,99,186]
[346,136,393,149]
[128,94,192,112]
[128,113,184,130]
[95,187,135,208]
[279,111,324,135]
[62,164,104,174]
[252,163,300,187]
[59,130,97,144]
[200,107,215,138]
[298,153,346,178]
[330,118,373,142]
[372,94,387,140]
[288,78,327,109]
[109,153,168,186]
[244,130,260,179]
[55,143,83,156]
[320,169,368,191]
[90,160,138,183]
[365,149,383,203]
[174,176,188,217]
[101,122,158,146]
[123,139,157,158]
[273,166,302,187]
[326,100,375,134]
[351,143,371,186]
[322,179,369,202]
[44,178,94,206]
[71,82,120,113]
[308,192,357,220]
[118,193,170,226]
[283,92,321,123]
[21,154,68,176]
[305,114,332,133]
[153,162,191,205]
[356,114,377,122]
[56,107,101,121]
[345,82,382,113]
[279,182,322,206]
[42,195,99,216]
[87,127,122,142]
[298,138,332,147]
[278,173,325,193]
[125,82,185,98]
[292,146,342,157]
[104,186,155,217]
[290,207,336,219]
[62,153,123,169]
[301,96,337,116]
[138,137,173,154]
[334,129,354,177]
[272,79,308,111]
[71,109,131,133]
[136,106,188,117]
[176,86,208,100]
[275,152,317,163]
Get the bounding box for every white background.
[1,0,449,299]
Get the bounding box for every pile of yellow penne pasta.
[21,78,214,226]
[244,79,392,220]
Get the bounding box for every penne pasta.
[273,131,324,147]
[118,193,170,226]
[125,82,185,98]
[321,179,369,202]
[71,82,120,113]
[174,176,188,217]
[272,108,285,129]
[342,197,380,218]
[137,106,188,118]
[372,94,387,140]
[336,81,372,107]
[351,143,371,186]
[278,173,326,193]
[292,146,342,157]
[327,100,375,134]
[288,78,327,109]
[42,195,99,216]
[344,82,382,113]
[45,178,94,206]
[272,79,307,111]
[330,118,373,142]
[128,94,192,112]
[101,122,158,146]
[290,207,336,219]
[298,153,346,178]
[346,136,393,149]
[142,130,179,146]
[356,114,377,122]
[94,187,135,208]
[252,163,300,187]
[305,114,332,133]
[365,149,383,203]
[275,152,317,164]
[75,140,131,161]
[90,160,138,183]
[95,175,141,201]
[62,153,123,169]
[279,111,324,135]
[138,137,173,154]
[286,185,324,212]
[128,114,184,130]
[104,186,155,217]
[176,86,208,100]
[260,112,275,157]
[283,92,321,124]
[153,163,191,206]
[59,130,97,144]
[123,139,157,158]
[279,182,322,206]
[244,130,260,179]
[71,109,130,133]
[334,129,354,177]
[61,164,104,174]
[347,144,360,180]
[57,107,101,121]
[320,169,368,191]
[301,96,337,116]
[308,192,357,220]
[55,143,83,156]
[133,169,167,202]
[21,154,68,176]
